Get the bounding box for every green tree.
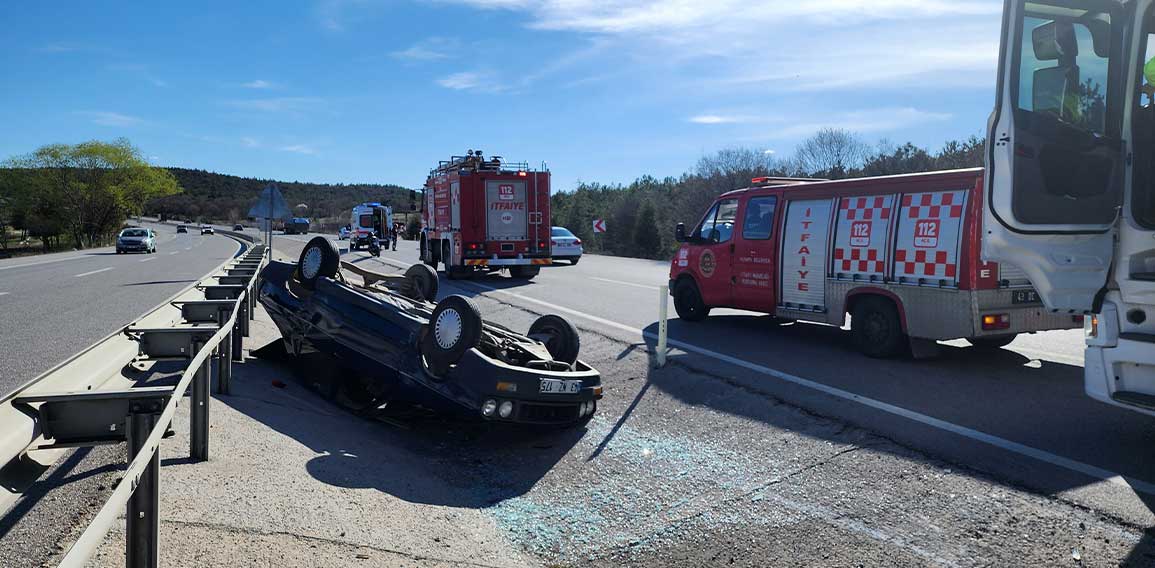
[633,201,661,259]
[3,139,180,250]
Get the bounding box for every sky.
[0,1,1004,192]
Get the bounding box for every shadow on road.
[122,280,197,287]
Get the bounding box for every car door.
[692,198,739,307]
[984,0,1128,313]
[731,194,780,312]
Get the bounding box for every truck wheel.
[403,264,439,301]
[851,297,906,358]
[966,334,1018,349]
[510,265,540,279]
[528,314,581,364]
[673,280,710,322]
[421,238,437,268]
[442,242,452,272]
[297,236,340,290]
[422,295,482,376]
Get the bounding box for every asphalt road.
[0,222,240,395]
[273,233,1155,530]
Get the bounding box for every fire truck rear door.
[486,181,528,241]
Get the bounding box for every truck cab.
[985,0,1155,415]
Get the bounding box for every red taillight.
[467,242,481,250]
[981,313,1010,331]
[538,240,547,249]
[574,239,581,246]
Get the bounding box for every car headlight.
[481,399,498,417]
[498,401,514,419]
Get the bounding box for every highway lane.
[0,223,240,395]
[274,232,1155,526]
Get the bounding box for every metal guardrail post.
[232,316,244,363]
[190,338,210,461]
[217,306,232,395]
[125,400,162,568]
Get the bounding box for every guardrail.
[0,237,268,568]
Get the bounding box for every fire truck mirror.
[675,223,687,243]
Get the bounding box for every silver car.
[551,226,583,265]
[116,227,156,254]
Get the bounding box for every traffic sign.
[592,219,606,233]
[247,184,292,220]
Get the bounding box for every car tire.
[403,263,439,301]
[570,257,579,265]
[297,236,340,290]
[422,295,482,376]
[851,296,907,358]
[673,279,710,322]
[510,265,540,279]
[528,314,581,364]
[965,334,1018,349]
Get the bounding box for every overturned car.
[257,237,603,425]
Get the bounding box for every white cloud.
[279,144,318,155]
[242,79,278,89]
[79,111,144,127]
[391,38,458,62]
[763,107,953,139]
[690,115,744,125]
[436,71,505,93]
[225,97,326,113]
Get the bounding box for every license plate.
[1012,289,1041,305]
[539,379,583,394]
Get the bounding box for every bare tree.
[792,128,868,179]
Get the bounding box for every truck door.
[732,195,779,312]
[693,198,739,307]
[984,0,1127,312]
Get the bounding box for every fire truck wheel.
[403,264,439,301]
[422,295,482,375]
[528,314,581,364]
[851,297,906,358]
[421,237,438,268]
[673,279,711,322]
[965,334,1018,349]
[510,266,540,279]
[297,236,340,290]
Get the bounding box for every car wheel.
[403,263,439,301]
[965,334,1018,349]
[297,236,340,290]
[851,296,907,358]
[510,265,540,279]
[673,279,710,322]
[422,295,482,376]
[528,314,581,364]
[570,257,579,265]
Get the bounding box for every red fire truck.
[421,150,552,280]
[669,169,1083,357]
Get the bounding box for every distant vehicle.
[185,219,194,224]
[176,225,188,233]
[258,237,602,426]
[338,226,350,240]
[421,150,551,279]
[233,224,244,231]
[284,217,311,235]
[550,227,583,265]
[116,227,156,254]
[350,204,391,251]
[670,172,1083,358]
[200,225,214,235]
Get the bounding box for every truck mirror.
[675,223,687,243]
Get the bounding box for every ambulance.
[669,170,1083,357]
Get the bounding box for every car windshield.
[121,229,147,237]
[551,227,575,237]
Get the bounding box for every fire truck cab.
[670,170,1083,358]
[421,150,552,280]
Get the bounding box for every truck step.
[1112,391,1155,411]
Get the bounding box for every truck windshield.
[1133,10,1155,229]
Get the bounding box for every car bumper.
[448,349,602,424]
[118,243,150,251]
[552,245,583,258]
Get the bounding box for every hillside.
[145,168,413,223]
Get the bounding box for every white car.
[200,225,214,235]
[550,226,583,265]
[338,227,351,240]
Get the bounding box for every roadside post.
[656,284,669,368]
[190,337,210,461]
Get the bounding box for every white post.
[656,284,669,368]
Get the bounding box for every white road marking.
[139,258,156,263]
[590,276,660,290]
[0,255,87,271]
[169,251,180,255]
[0,292,9,296]
[453,277,1155,496]
[74,267,114,278]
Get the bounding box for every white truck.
[985,0,1155,416]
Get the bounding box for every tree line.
[551,129,985,260]
[0,139,180,252]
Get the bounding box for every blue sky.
[0,1,1003,191]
